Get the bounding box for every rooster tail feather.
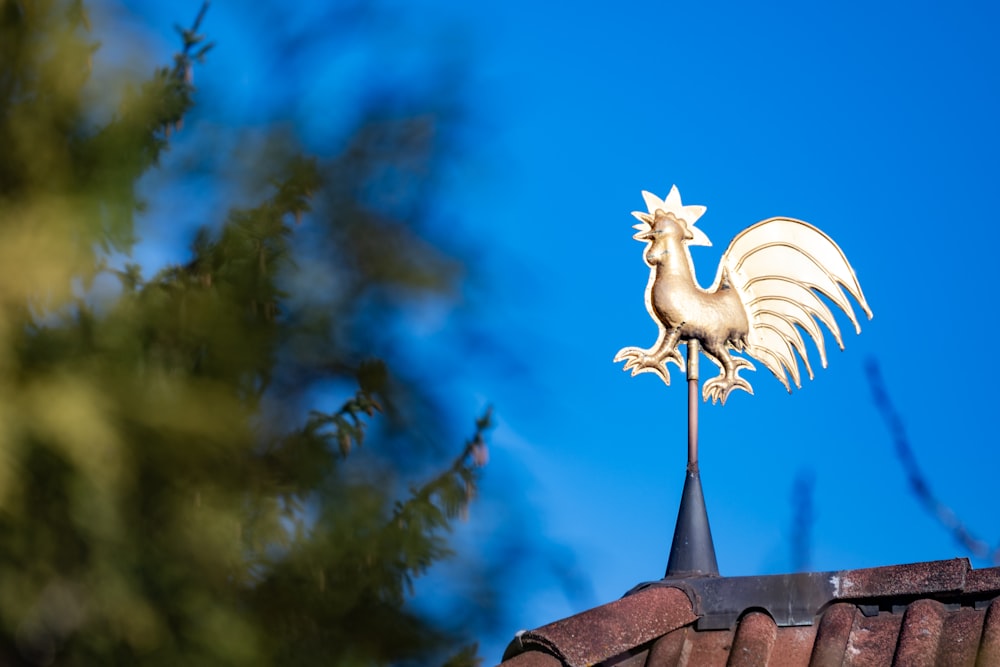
[757,312,813,381]
[749,294,828,368]
[752,346,792,393]
[723,217,872,390]
[746,278,842,354]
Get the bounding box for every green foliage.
[0,1,489,664]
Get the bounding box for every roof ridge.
[626,557,981,630]
[499,558,1000,666]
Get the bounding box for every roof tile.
[835,558,967,599]
[843,609,901,666]
[500,651,562,667]
[967,568,1000,595]
[893,598,946,666]
[977,599,1000,667]
[728,611,776,667]
[504,586,696,667]
[645,627,687,667]
[808,602,855,666]
[941,606,986,667]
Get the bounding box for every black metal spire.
[665,467,718,577]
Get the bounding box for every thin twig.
[865,358,1000,564]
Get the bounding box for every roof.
[497,558,1000,666]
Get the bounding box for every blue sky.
[101,0,1000,660]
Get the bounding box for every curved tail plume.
[722,218,873,391]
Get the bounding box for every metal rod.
[687,339,699,472]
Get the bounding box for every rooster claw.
[614,345,685,386]
[702,375,754,405]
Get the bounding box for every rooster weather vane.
[614,186,872,578]
[615,186,872,405]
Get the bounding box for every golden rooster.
[614,186,872,405]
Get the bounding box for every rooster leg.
[614,326,685,385]
[653,326,685,369]
[700,340,754,405]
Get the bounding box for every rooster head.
[630,186,712,247]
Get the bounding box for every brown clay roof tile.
[508,586,697,667]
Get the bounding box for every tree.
[0,1,490,663]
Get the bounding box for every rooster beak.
[632,223,652,241]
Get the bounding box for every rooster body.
[615,187,872,404]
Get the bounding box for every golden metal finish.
[615,186,872,405]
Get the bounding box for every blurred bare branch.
[790,469,814,572]
[865,358,1000,565]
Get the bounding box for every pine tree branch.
[305,383,383,458]
[372,408,493,598]
[392,407,492,526]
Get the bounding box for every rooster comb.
[631,185,712,247]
